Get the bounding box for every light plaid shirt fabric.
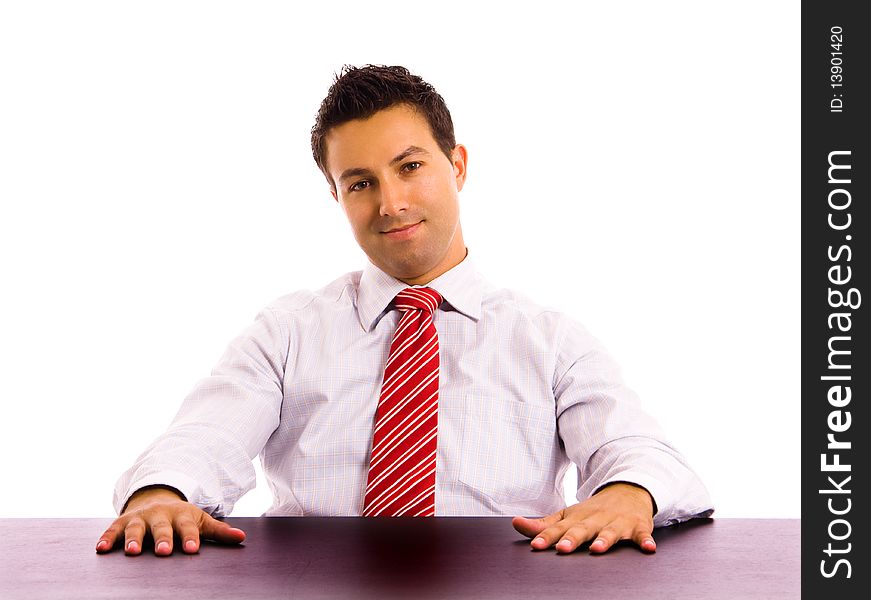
[114,255,713,526]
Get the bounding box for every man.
[96,65,713,558]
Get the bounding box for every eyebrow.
[337,146,432,183]
[390,145,430,166]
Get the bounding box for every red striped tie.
[363,287,442,517]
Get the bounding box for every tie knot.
[395,287,442,314]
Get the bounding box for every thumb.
[511,510,564,538]
[200,515,247,544]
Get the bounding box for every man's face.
[325,104,468,285]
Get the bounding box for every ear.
[330,188,338,202]
[451,144,468,192]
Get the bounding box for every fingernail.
[557,540,572,550]
[156,541,170,553]
[590,539,607,552]
[185,540,197,552]
[96,540,109,551]
[533,537,545,547]
[126,541,139,553]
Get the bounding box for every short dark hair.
[311,65,456,187]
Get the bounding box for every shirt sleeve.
[552,316,714,527]
[112,307,286,516]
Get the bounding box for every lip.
[381,221,422,240]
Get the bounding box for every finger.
[123,518,146,555]
[529,519,579,551]
[555,524,599,554]
[632,525,656,553]
[588,526,622,554]
[174,513,201,554]
[149,519,175,556]
[96,521,124,553]
[199,514,246,545]
[511,509,565,539]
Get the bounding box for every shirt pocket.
[457,393,559,504]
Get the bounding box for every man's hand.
[512,483,656,554]
[95,486,246,556]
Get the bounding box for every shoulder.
[481,283,572,330]
[260,271,362,318]
[480,281,599,355]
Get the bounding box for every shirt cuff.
[581,470,712,528]
[113,470,206,516]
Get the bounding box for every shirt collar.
[356,251,483,332]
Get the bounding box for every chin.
[384,260,434,282]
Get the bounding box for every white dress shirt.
[114,255,713,527]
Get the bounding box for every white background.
[0,1,799,518]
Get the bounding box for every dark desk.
[0,517,798,599]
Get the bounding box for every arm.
[513,316,713,553]
[98,307,288,555]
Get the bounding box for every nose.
[378,178,409,217]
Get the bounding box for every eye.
[401,161,421,173]
[349,180,371,192]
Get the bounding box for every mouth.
[381,221,423,239]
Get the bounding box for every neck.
[399,243,468,286]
